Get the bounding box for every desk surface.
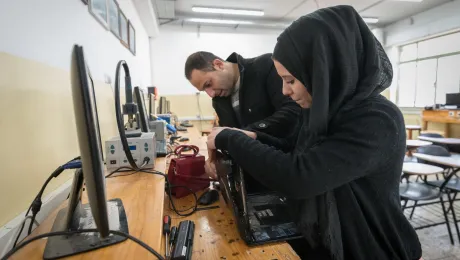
[406,139,432,147]
[418,136,460,145]
[402,162,444,175]
[412,153,460,168]
[13,127,298,260]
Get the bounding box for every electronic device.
[134,86,150,133]
[216,152,302,245]
[43,45,129,259]
[158,97,167,114]
[148,93,156,117]
[446,93,460,106]
[171,220,195,260]
[105,132,156,170]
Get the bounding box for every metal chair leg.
[409,201,418,219]
[440,195,455,245]
[402,199,408,211]
[447,192,460,243]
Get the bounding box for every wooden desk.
[422,110,460,137]
[162,127,299,260]
[14,127,298,260]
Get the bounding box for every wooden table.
[418,136,460,145]
[422,109,460,137]
[406,125,421,140]
[13,127,299,260]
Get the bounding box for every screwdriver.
[169,226,177,255]
[163,215,171,258]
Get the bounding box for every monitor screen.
[70,45,109,236]
[149,93,156,117]
[134,86,150,132]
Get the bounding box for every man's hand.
[207,127,229,150]
[204,158,217,180]
[231,128,257,139]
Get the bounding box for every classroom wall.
[384,0,460,137]
[384,0,460,47]
[150,25,283,118]
[0,0,152,227]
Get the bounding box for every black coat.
[212,52,300,137]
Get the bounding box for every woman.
[207,5,422,260]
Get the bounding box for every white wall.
[150,25,282,95]
[0,0,152,87]
[384,0,460,47]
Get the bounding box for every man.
[184,51,300,177]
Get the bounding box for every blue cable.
[62,160,82,169]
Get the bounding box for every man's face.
[189,59,234,98]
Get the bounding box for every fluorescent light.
[363,17,379,24]
[390,0,423,2]
[192,6,264,16]
[187,18,254,25]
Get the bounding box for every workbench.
[422,109,460,137]
[12,127,299,260]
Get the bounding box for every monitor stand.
[43,169,129,259]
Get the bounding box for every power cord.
[12,156,81,248]
[1,229,164,260]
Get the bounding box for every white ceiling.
[155,0,452,28]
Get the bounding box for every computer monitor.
[134,86,150,132]
[149,93,156,118]
[43,45,128,259]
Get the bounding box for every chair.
[427,173,460,243]
[420,133,444,138]
[415,145,451,173]
[400,181,457,245]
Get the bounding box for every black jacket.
[212,53,300,137]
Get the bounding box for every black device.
[158,96,167,114]
[216,152,302,245]
[43,45,129,259]
[133,86,150,133]
[179,137,189,142]
[446,93,460,106]
[198,189,219,205]
[171,220,195,260]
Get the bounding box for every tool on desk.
[169,226,177,256]
[163,215,172,259]
[171,220,195,260]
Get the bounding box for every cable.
[114,60,139,170]
[12,156,80,248]
[1,229,164,260]
[105,158,149,178]
[0,216,38,258]
[196,94,203,132]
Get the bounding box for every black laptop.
[216,152,302,245]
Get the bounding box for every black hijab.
[272,5,392,259]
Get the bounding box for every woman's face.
[273,59,312,108]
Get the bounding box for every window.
[396,32,460,107]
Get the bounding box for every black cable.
[1,229,164,260]
[13,156,80,248]
[139,170,199,217]
[114,60,138,170]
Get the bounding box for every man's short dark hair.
[184,51,224,80]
